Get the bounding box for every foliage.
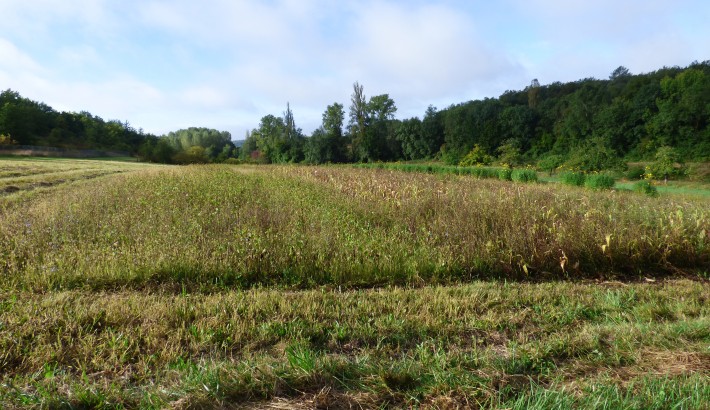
[634,180,659,197]
[304,103,348,164]
[625,165,646,180]
[496,139,522,166]
[3,61,710,167]
[510,168,538,183]
[560,171,586,186]
[649,146,686,181]
[241,106,305,164]
[584,174,616,190]
[0,133,17,145]
[498,168,512,181]
[537,154,565,175]
[138,136,176,163]
[564,136,626,172]
[459,144,493,166]
[0,89,150,153]
[172,145,209,164]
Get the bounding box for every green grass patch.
[560,171,586,186]
[584,173,615,190]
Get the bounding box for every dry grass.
[0,159,708,408]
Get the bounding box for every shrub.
[459,144,493,167]
[498,168,512,181]
[511,169,538,183]
[649,146,686,182]
[634,180,659,197]
[625,166,645,180]
[172,146,209,164]
[584,174,615,190]
[560,172,586,187]
[468,167,496,179]
[564,136,626,172]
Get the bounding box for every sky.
[1,0,708,139]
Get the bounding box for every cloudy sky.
[1,0,708,139]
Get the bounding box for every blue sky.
[1,0,708,139]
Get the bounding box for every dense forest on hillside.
[2,61,709,167]
[0,89,147,153]
[243,62,710,167]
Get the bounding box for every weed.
[634,180,659,197]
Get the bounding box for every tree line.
[0,90,239,164]
[1,61,708,167]
[241,61,710,168]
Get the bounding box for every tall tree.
[305,103,347,164]
[348,82,368,160]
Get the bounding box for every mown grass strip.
[0,280,707,408]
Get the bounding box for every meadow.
[0,158,708,408]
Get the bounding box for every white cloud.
[347,3,522,101]
[1,0,708,138]
[0,38,45,73]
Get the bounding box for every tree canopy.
[2,60,709,166]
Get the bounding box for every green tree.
[564,136,625,172]
[253,114,287,163]
[361,94,399,161]
[395,117,425,160]
[647,68,710,157]
[163,127,234,160]
[305,103,347,164]
[348,82,368,160]
[537,154,565,175]
[173,145,209,164]
[649,146,685,183]
[527,78,540,109]
[496,139,522,167]
[420,105,444,158]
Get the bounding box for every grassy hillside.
[0,159,708,408]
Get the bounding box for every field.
[0,158,708,409]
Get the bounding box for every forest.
[1,61,709,167]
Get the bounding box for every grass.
[1,281,708,408]
[616,180,710,198]
[4,163,707,291]
[0,158,708,408]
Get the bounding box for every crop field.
[0,158,709,409]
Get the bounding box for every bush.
[467,167,497,179]
[511,169,538,183]
[634,180,658,197]
[564,136,626,172]
[584,174,615,190]
[172,146,209,164]
[498,168,512,181]
[625,166,645,180]
[459,144,493,167]
[560,172,586,187]
[649,146,686,182]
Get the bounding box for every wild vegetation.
[0,158,708,408]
